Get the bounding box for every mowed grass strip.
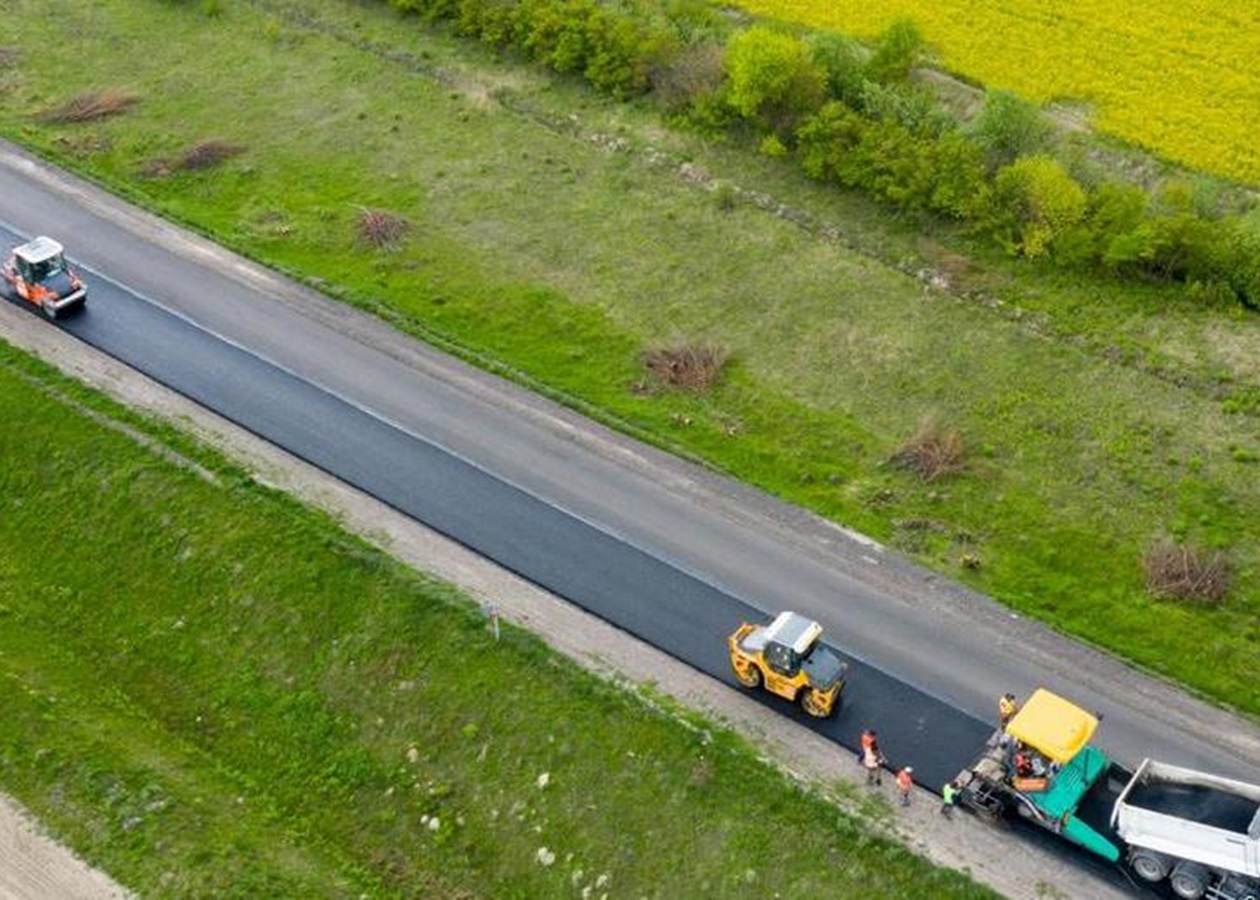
[0,343,990,897]
[1,0,1259,720]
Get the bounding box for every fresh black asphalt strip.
[2,230,1152,895]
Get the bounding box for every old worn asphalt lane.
[3,144,1258,894]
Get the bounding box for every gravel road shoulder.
[0,790,131,900]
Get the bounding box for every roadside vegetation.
[373,0,1260,309]
[1,0,1258,742]
[0,343,989,896]
[734,0,1260,186]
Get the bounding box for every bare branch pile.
[890,418,966,482]
[643,344,729,392]
[39,90,139,123]
[356,208,411,249]
[1143,541,1231,604]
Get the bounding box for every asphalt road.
[0,215,988,791]
[2,144,1257,894]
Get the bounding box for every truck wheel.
[1169,861,1209,900]
[733,663,761,689]
[1130,850,1170,883]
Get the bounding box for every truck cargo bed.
[1073,761,1129,847]
[1126,780,1258,834]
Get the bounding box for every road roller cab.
[2,236,88,319]
[728,611,848,717]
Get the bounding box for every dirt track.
[0,276,1134,900]
[0,792,130,900]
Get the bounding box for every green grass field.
[0,343,989,896]
[1,0,1257,728]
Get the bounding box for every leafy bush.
[657,0,726,46]
[584,9,668,96]
[724,26,825,136]
[922,131,990,218]
[1055,182,1150,271]
[859,80,950,136]
[1136,209,1219,283]
[806,31,866,108]
[519,0,596,76]
[455,0,521,48]
[989,154,1087,258]
[398,0,667,96]
[796,104,986,217]
[864,18,926,84]
[1218,208,1260,309]
[969,89,1056,169]
[796,100,872,182]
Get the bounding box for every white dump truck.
[1112,758,1260,900]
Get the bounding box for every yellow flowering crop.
[738,0,1260,185]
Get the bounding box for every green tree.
[1220,209,1260,308]
[991,155,1087,258]
[970,89,1056,169]
[1136,181,1221,282]
[583,9,665,96]
[795,101,869,183]
[725,26,825,136]
[1055,182,1150,270]
[806,31,866,108]
[865,19,926,84]
[859,80,949,135]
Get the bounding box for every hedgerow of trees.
[383,0,1260,309]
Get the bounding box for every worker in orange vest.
[999,692,1020,727]
[858,729,885,786]
[896,766,914,806]
[1014,749,1033,777]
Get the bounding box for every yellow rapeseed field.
[738,0,1260,185]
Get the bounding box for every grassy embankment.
[0,343,989,895]
[1,0,1257,716]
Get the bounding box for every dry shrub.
[917,238,982,290]
[356,208,411,249]
[643,344,729,392]
[649,44,726,113]
[39,90,139,123]
[141,139,246,178]
[890,417,966,482]
[177,139,245,171]
[1142,541,1231,604]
